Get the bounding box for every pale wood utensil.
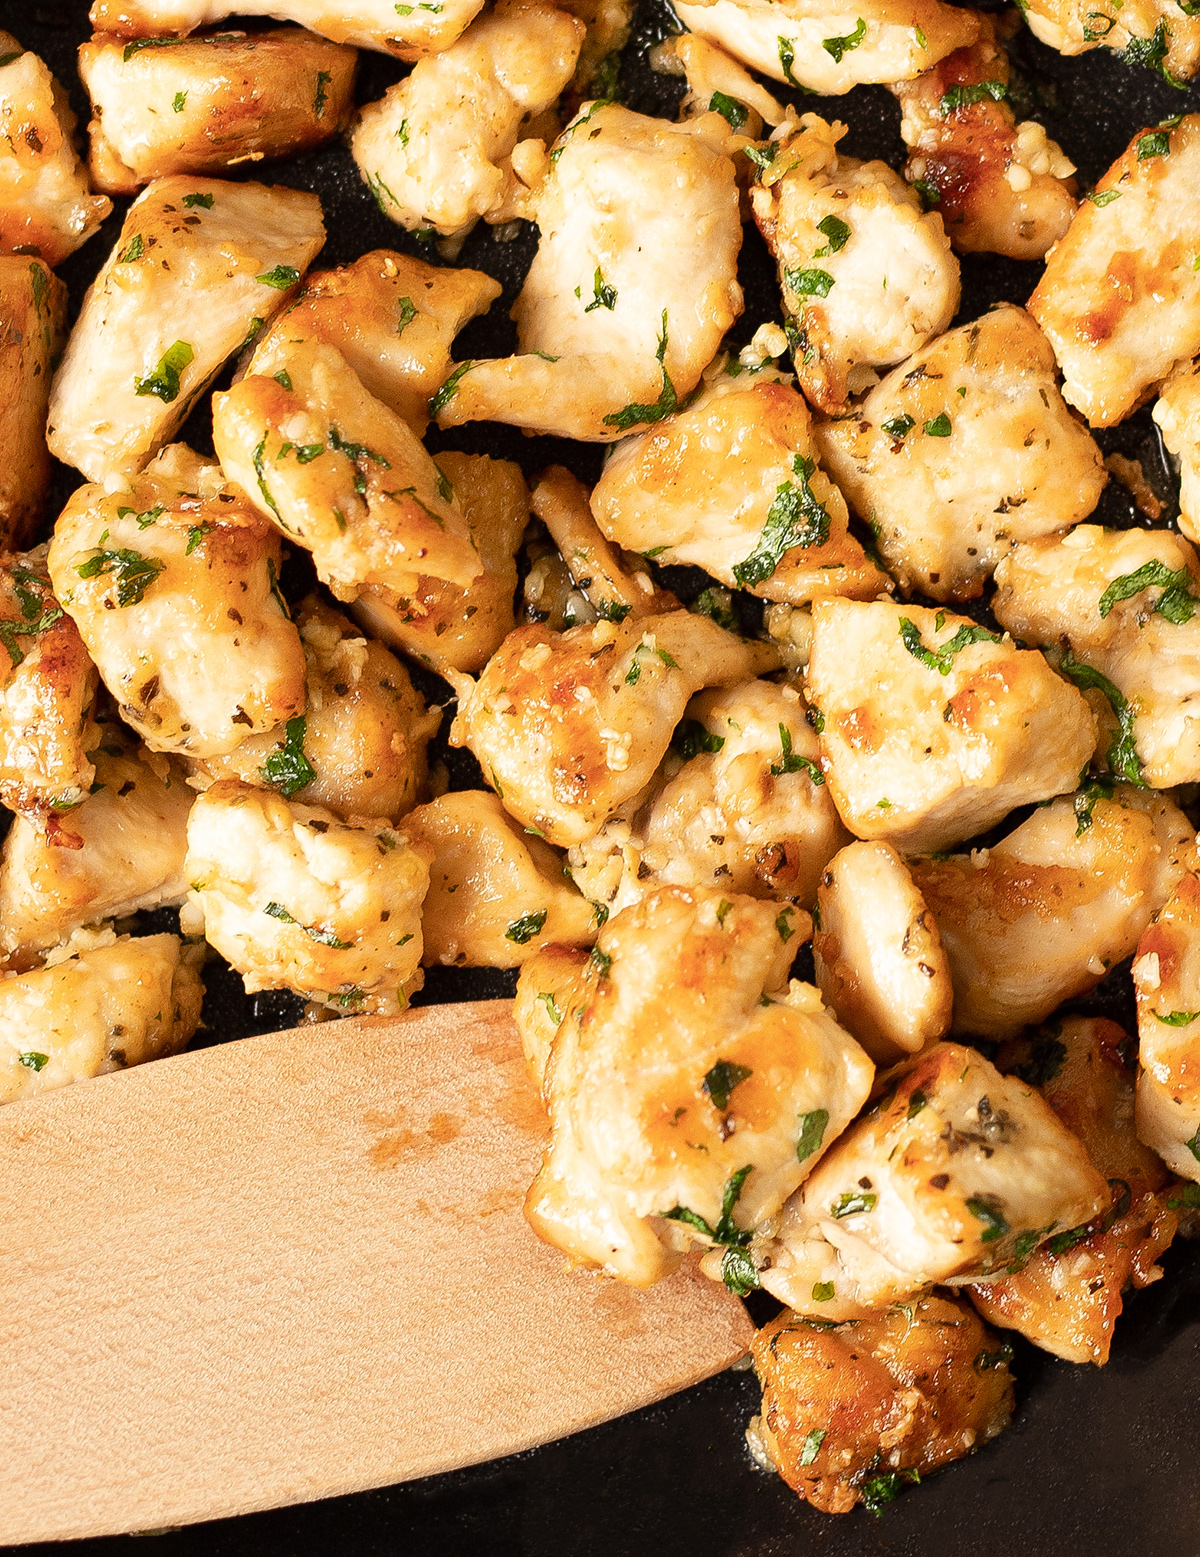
[0,999,754,1545]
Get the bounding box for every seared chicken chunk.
[185,780,430,1015]
[197,594,438,823]
[1029,115,1200,427]
[47,175,325,483]
[0,932,204,1105]
[758,1042,1108,1317]
[813,840,952,1063]
[748,1295,1014,1514]
[525,885,875,1286]
[591,361,890,605]
[247,249,500,436]
[49,448,306,760]
[673,0,980,93]
[432,103,743,441]
[449,612,777,847]
[213,339,480,601]
[514,943,590,1092]
[1132,869,1200,1181]
[890,16,1077,260]
[79,28,357,195]
[911,786,1194,1039]
[1152,361,1200,547]
[816,307,1106,600]
[352,2,583,237]
[1019,0,1200,80]
[992,524,1200,789]
[0,257,66,548]
[751,113,959,412]
[405,790,596,967]
[0,35,111,265]
[668,32,786,134]
[805,599,1095,853]
[971,1017,1178,1364]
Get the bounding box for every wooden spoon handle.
[0,1000,752,1544]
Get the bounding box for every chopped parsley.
[505,909,548,944]
[583,265,618,313]
[603,311,679,432]
[182,192,213,209]
[429,359,477,417]
[328,425,391,496]
[796,1108,829,1164]
[673,718,725,759]
[720,1246,760,1296]
[119,233,145,264]
[898,615,999,674]
[314,69,331,118]
[912,178,941,208]
[75,548,163,607]
[1167,1183,1200,1209]
[924,411,952,436]
[396,296,417,334]
[703,1059,753,1111]
[907,1089,928,1119]
[939,80,1008,115]
[974,1342,1014,1373]
[776,907,796,943]
[1153,1008,1200,1025]
[799,1428,826,1465]
[185,521,213,555]
[777,36,806,90]
[1087,188,1122,206]
[662,1165,753,1250]
[823,18,867,60]
[116,503,164,530]
[813,215,851,256]
[811,1282,835,1303]
[17,1051,49,1071]
[690,586,739,631]
[134,339,193,402]
[881,413,915,442]
[589,945,612,977]
[624,640,677,684]
[708,91,748,130]
[256,265,301,290]
[831,1189,876,1218]
[0,596,61,668]
[966,1195,1009,1242]
[861,1468,920,1514]
[770,723,824,783]
[1056,650,1143,785]
[260,716,316,797]
[733,453,830,587]
[263,903,351,949]
[1098,559,1197,623]
[1118,21,1183,87]
[786,267,835,297]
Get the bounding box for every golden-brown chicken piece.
[1029,115,1200,427]
[751,113,959,414]
[47,175,325,484]
[514,942,590,1092]
[970,1016,1179,1365]
[748,1295,1014,1514]
[449,612,778,847]
[591,360,890,605]
[816,307,1106,600]
[79,28,357,195]
[890,15,1077,260]
[757,1042,1108,1317]
[911,786,1195,1039]
[0,257,66,549]
[1153,361,1200,547]
[992,524,1200,789]
[48,447,306,761]
[1132,869,1200,1182]
[813,840,952,1064]
[0,931,204,1105]
[247,250,500,437]
[196,595,438,823]
[525,885,874,1287]
[1019,0,1200,80]
[432,103,743,441]
[184,779,431,1015]
[805,598,1096,854]
[405,790,597,967]
[0,35,111,265]
[214,339,480,602]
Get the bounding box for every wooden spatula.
[0,999,754,1545]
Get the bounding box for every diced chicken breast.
[805,598,1096,854]
[79,28,357,195]
[1019,0,1200,80]
[213,339,480,601]
[1152,360,1200,547]
[757,1042,1108,1317]
[1132,869,1200,1181]
[48,447,306,760]
[751,113,959,412]
[431,103,743,441]
[813,840,952,1063]
[0,258,65,549]
[992,523,1200,789]
[1028,114,1200,427]
[558,0,633,96]
[0,35,111,265]
[591,360,890,606]
[351,3,583,237]
[525,885,875,1287]
[667,32,786,134]
[513,942,590,1093]
[185,779,431,1015]
[449,612,778,847]
[911,786,1195,1038]
[47,174,325,483]
[0,932,204,1105]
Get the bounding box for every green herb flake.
[923,411,952,436]
[505,909,548,944]
[264,901,351,949]
[786,267,835,297]
[813,214,851,257]
[1088,188,1122,205]
[861,1469,920,1515]
[182,191,213,208]
[898,615,999,675]
[673,718,726,760]
[118,233,145,263]
[1119,21,1183,87]
[252,439,280,519]
[1187,1128,1200,1163]
[536,991,563,1026]
[589,945,612,978]
[256,265,301,290]
[776,907,796,943]
[1044,1224,1092,1257]
[831,1189,876,1218]
[823,17,867,60]
[939,79,1008,115]
[799,1428,827,1466]
[1098,558,1197,623]
[583,265,618,313]
[396,296,418,335]
[708,90,748,130]
[185,522,213,555]
[1167,1183,1200,1209]
[777,36,806,89]
[882,413,915,442]
[906,1088,927,1119]
[811,1281,835,1303]
[733,452,831,587]
[796,1108,829,1164]
[429,359,477,418]
[260,716,316,797]
[603,310,679,432]
[703,1059,753,1111]
[17,1051,49,1071]
[314,69,331,118]
[663,1165,754,1248]
[912,177,941,208]
[770,723,825,784]
[974,1341,1014,1373]
[720,1245,760,1296]
[1154,1008,1200,1025]
[966,1195,1010,1242]
[1057,650,1143,785]
[75,548,163,607]
[172,89,187,112]
[134,339,194,402]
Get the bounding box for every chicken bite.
[1132,869,1200,1181]
[911,786,1195,1039]
[196,594,439,823]
[351,2,583,238]
[514,942,590,1092]
[0,258,66,549]
[666,32,786,137]
[805,598,1096,854]
[431,102,743,441]
[405,789,597,967]
[813,840,952,1064]
[1029,114,1200,427]
[1018,0,1200,81]
[591,359,890,605]
[992,523,1200,789]
[0,931,204,1105]
[757,1042,1108,1317]
[748,1295,1014,1514]
[47,175,325,483]
[48,447,306,761]
[525,885,875,1287]
[184,780,430,1015]
[449,611,778,847]
[1152,360,1200,548]
[79,28,357,195]
[816,307,1106,600]
[213,339,480,601]
[0,35,111,265]
[751,113,959,413]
